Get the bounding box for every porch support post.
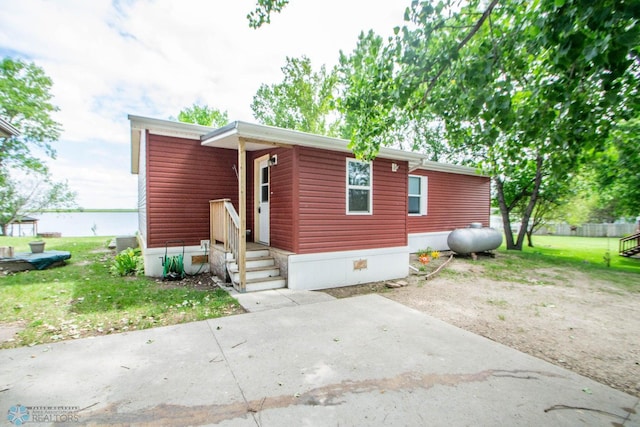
[238,137,247,292]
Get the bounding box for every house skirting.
[287,246,409,291]
[408,231,452,253]
[139,239,210,277]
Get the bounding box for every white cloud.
[0,0,408,208]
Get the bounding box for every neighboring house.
[129,115,490,292]
[0,117,19,138]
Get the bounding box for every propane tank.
[447,223,503,254]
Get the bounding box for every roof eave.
[0,117,20,137]
[202,121,427,163]
[129,114,217,174]
[416,159,488,177]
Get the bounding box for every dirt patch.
[322,254,640,397]
[155,273,229,291]
[0,320,26,343]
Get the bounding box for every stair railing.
[210,199,244,291]
[619,232,640,256]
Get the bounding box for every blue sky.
[0,0,407,208]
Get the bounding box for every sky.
[0,0,408,209]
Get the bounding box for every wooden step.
[225,246,287,292]
[226,249,271,262]
[227,256,274,270]
[621,247,640,257]
[230,265,280,283]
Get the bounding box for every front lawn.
[517,235,640,274]
[0,236,240,349]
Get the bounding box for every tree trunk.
[495,177,517,249]
[1,223,7,236]
[514,155,544,250]
[495,155,545,251]
[526,228,534,247]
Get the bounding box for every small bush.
[416,247,432,258]
[111,248,144,276]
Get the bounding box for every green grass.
[0,236,239,348]
[520,235,640,274]
[442,235,640,293]
[472,236,640,292]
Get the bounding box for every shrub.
[111,248,144,276]
[416,247,432,258]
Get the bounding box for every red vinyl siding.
[146,134,237,248]
[295,147,407,254]
[407,169,490,233]
[269,147,296,251]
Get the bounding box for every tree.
[0,57,62,173]
[251,56,342,137]
[339,0,639,250]
[512,178,572,247]
[590,117,640,219]
[0,169,76,236]
[247,0,289,28]
[176,104,228,127]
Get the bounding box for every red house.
[129,115,490,292]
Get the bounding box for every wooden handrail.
[210,199,244,291]
[619,232,640,256]
[210,199,231,245]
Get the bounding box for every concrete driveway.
[1,294,638,426]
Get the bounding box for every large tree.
[0,169,76,236]
[254,1,639,249]
[588,117,640,220]
[0,57,61,173]
[338,0,639,250]
[176,104,228,127]
[251,56,342,137]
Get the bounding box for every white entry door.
[256,157,270,245]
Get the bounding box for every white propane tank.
[447,223,503,254]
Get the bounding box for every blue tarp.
[12,250,72,270]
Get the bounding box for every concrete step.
[231,266,280,283]
[244,276,287,292]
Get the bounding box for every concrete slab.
[232,288,335,313]
[0,295,638,426]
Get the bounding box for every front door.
[254,155,270,245]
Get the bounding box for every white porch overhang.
[200,120,428,168]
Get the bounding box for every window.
[408,175,427,215]
[347,158,372,214]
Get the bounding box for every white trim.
[422,176,428,215]
[408,175,428,216]
[254,154,270,245]
[0,117,19,137]
[414,159,487,177]
[129,114,214,138]
[202,120,427,164]
[141,244,210,277]
[288,246,409,290]
[128,114,486,177]
[408,231,451,252]
[346,158,373,215]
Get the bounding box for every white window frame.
[346,158,373,215]
[408,175,428,216]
